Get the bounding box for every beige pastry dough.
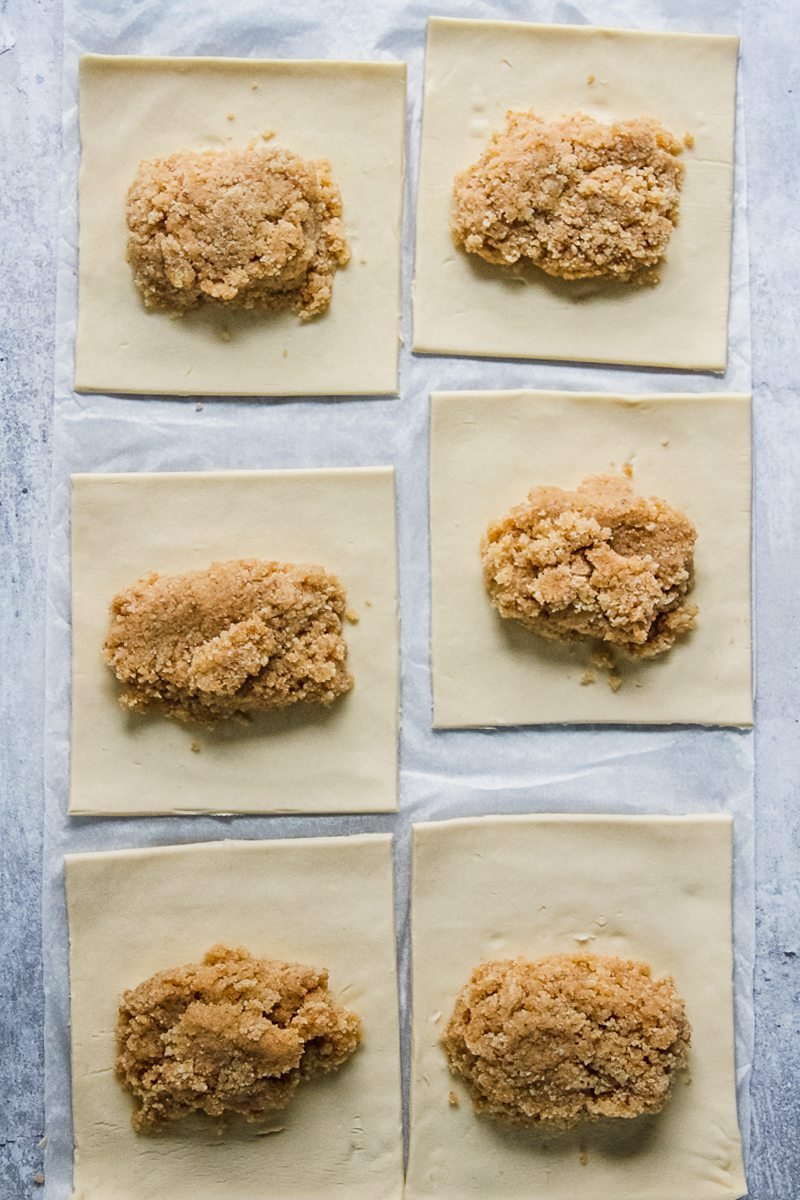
[76,54,406,396]
[413,17,739,370]
[66,835,402,1200]
[70,468,398,815]
[429,390,752,727]
[406,814,745,1200]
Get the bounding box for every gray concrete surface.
[1,0,798,1196]
[1,0,60,1194]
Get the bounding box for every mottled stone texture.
[744,0,800,1194]
[1,0,60,1195]
[1,1,800,1197]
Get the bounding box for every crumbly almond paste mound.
[126,144,350,319]
[103,559,354,724]
[116,945,362,1133]
[452,111,685,282]
[481,474,697,658]
[443,954,691,1129]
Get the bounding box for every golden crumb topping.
[103,559,354,724]
[126,144,349,318]
[116,945,361,1133]
[481,474,697,658]
[443,954,691,1129]
[453,111,685,282]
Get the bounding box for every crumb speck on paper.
[449,1090,460,1107]
[195,402,203,412]
[579,1148,589,1166]
[282,348,289,358]
[591,648,614,671]
[190,739,201,753]
[431,1010,442,1024]
[345,608,360,625]
[219,329,232,343]
[623,459,634,479]
[453,112,685,283]
[608,673,623,693]
[360,256,367,266]
[262,129,275,141]
[580,670,596,687]
[586,73,596,85]
[661,437,670,447]
[227,112,235,121]
[684,132,695,149]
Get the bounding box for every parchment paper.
[43,0,753,1196]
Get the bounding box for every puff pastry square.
[429,390,752,728]
[406,814,746,1200]
[414,17,739,370]
[76,54,406,396]
[66,835,402,1200]
[70,468,398,815]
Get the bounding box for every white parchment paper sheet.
[43,0,753,1196]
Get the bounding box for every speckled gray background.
[2,0,799,1197]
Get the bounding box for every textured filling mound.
[103,559,354,724]
[443,954,691,1129]
[126,144,350,318]
[481,474,697,658]
[452,111,685,282]
[116,945,362,1133]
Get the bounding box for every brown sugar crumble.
[481,474,697,658]
[116,945,361,1134]
[442,954,691,1129]
[103,559,354,725]
[452,111,685,283]
[591,646,615,672]
[126,144,350,319]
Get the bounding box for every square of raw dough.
[414,17,739,370]
[406,814,746,1200]
[430,390,752,727]
[70,467,398,815]
[66,834,402,1200]
[76,54,406,396]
